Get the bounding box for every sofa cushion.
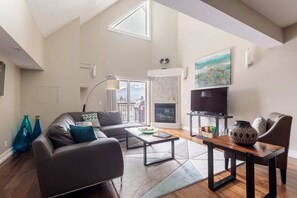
[54,114,76,128]
[82,113,101,127]
[100,123,143,138]
[98,111,122,126]
[47,114,77,149]
[70,125,97,143]
[47,123,76,149]
[94,128,107,139]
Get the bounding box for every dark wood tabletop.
[203,135,285,161]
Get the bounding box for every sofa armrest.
[33,134,54,161]
[35,138,124,197]
[53,138,122,159]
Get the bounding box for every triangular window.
[108,1,151,40]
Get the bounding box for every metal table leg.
[144,140,176,166]
[126,132,144,150]
[264,157,277,198]
[207,144,236,190]
[246,153,255,198]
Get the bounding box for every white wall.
[151,2,179,69]
[178,13,297,152]
[21,19,81,129]
[0,56,21,157]
[0,0,44,69]
[80,0,179,111]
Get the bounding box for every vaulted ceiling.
[241,0,297,28]
[2,0,297,70]
[25,0,119,37]
[26,0,297,46]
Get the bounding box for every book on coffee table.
[153,132,172,138]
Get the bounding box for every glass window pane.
[115,4,147,36]
[109,1,150,39]
[130,82,146,123]
[116,81,128,122]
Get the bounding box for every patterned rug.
[113,138,243,198]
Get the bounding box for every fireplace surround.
[148,68,183,129]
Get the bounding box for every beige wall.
[0,0,44,69]
[0,56,21,156]
[178,13,297,152]
[151,2,179,69]
[18,0,179,129]
[21,19,81,129]
[80,0,151,112]
[80,0,178,111]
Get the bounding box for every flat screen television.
[191,87,228,115]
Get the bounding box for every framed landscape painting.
[0,61,5,96]
[195,49,231,88]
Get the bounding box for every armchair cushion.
[70,125,97,143]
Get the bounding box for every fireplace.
[155,103,176,123]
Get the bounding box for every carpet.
[113,138,243,198]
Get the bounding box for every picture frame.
[0,61,6,96]
[194,48,231,88]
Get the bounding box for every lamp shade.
[106,79,119,90]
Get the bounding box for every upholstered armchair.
[224,112,293,184]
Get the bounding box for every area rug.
[113,138,243,198]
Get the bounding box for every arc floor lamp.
[82,78,119,112]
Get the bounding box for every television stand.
[186,112,233,137]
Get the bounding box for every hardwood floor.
[1,129,297,198]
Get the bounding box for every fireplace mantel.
[147,68,184,77]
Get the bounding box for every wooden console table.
[203,135,285,198]
[187,112,233,137]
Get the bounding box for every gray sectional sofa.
[32,111,142,198]
[68,111,143,141]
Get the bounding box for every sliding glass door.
[116,80,147,123]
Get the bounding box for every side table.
[203,135,285,198]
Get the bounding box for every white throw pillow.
[75,122,93,127]
[252,116,267,136]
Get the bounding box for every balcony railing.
[117,102,145,123]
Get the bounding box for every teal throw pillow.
[70,125,97,143]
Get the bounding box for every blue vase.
[20,115,32,134]
[13,115,32,153]
[32,115,42,141]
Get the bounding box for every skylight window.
[108,0,151,40]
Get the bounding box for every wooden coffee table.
[203,135,285,198]
[125,127,179,166]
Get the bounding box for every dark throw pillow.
[70,125,97,143]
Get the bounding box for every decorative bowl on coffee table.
[138,127,158,134]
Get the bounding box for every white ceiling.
[241,0,297,28]
[25,0,119,37]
